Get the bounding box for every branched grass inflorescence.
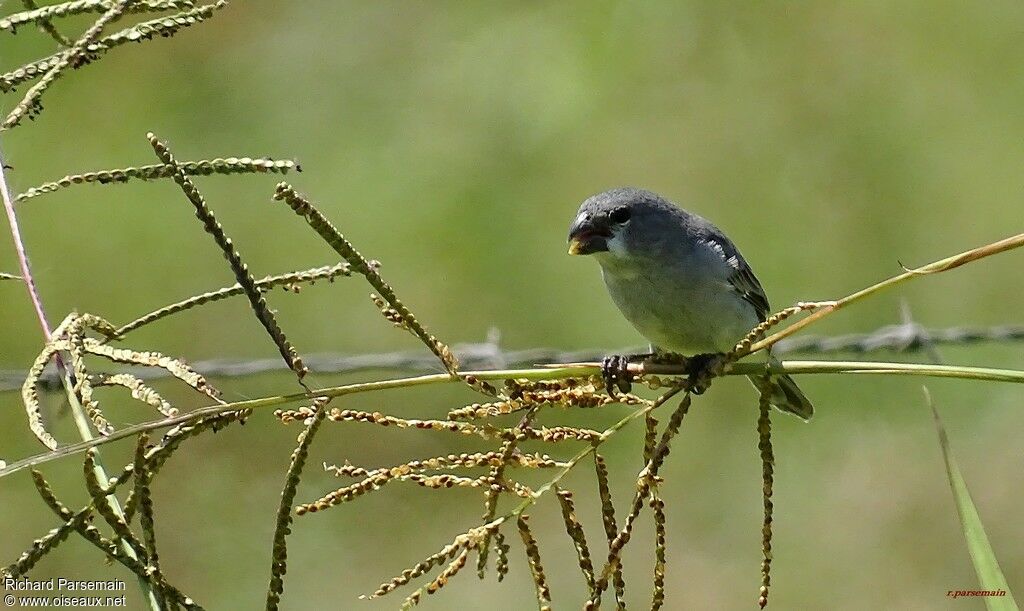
[1,1,195,34]
[2,0,136,129]
[4,4,1024,608]
[1,2,228,96]
[149,132,308,380]
[16,156,299,202]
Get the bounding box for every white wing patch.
[701,238,742,270]
[700,236,770,321]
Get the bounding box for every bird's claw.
[685,352,727,395]
[601,354,633,396]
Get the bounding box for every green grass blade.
[925,388,1019,611]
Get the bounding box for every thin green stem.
[641,360,1024,383]
[747,232,1024,354]
[3,359,1022,480]
[3,128,161,609]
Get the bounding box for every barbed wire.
[2,322,1021,393]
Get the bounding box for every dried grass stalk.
[83,450,147,559]
[555,488,596,593]
[114,264,350,337]
[599,393,692,591]
[266,398,328,610]
[478,407,541,577]
[131,434,163,595]
[517,515,552,611]
[67,321,111,436]
[362,522,501,600]
[494,530,511,582]
[272,182,459,376]
[397,545,474,608]
[92,373,177,417]
[1,1,194,34]
[149,133,307,379]
[84,339,220,399]
[2,0,135,129]
[16,157,299,202]
[650,489,667,611]
[22,336,62,449]
[323,451,565,479]
[593,452,626,609]
[309,407,600,444]
[1,3,227,94]
[757,378,775,609]
[31,468,198,608]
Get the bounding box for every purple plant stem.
[1,146,159,608]
[0,149,56,340]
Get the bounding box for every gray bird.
[567,187,813,420]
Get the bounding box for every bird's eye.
[609,207,631,224]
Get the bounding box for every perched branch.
[4,357,1024,480]
[744,232,1024,355]
[6,321,1023,393]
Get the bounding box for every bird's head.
[567,187,674,262]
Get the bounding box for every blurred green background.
[2,1,1023,609]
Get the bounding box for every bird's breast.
[600,263,757,354]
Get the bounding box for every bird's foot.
[601,354,634,396]
[685,352,728,395]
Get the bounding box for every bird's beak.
[567,214,611,256]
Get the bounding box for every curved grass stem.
[2,358,1022,480]
[2,127,162,609]
[745,232,1024,355]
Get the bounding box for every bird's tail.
[746,359,813,420]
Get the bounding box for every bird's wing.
[700,235,770,322]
